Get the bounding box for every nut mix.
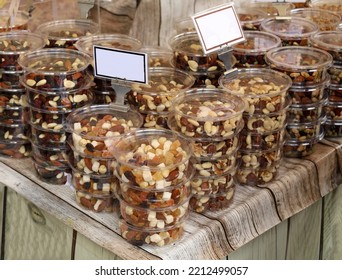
[239,128,285,151]
[30,123,67,147]
[193,154,237,177]
[0,139,31,158]
[324,120,342,137]
[219,68,292,114]
[36,19,100,49]
[169,31,225,73]
[18,48,93,92]
[324,101,342,121]
[287,100,326,123]
[0,123,29,141]
[171,88,245,138]
[309,0,342,16]
[0,11,29,32]
[29,106,69,130]
[119,218,185,246]
[260,17,319,46]
[238,146,283,169]
[75,190,115,213]
[328,65,342,86]
[30,141,68,167]
[141,46,173,68]
[127,67,195,114]
[0,106,28,125]
[236,165,278,186]
[265,46,333,86]
[32,157,70,185]
[232,31,282,68]
[236,7,268,31]
[0,31,45,71]
[112,128,192,189]
[283,138,319,157]
[0,71,25,89]
[141,112,169,129]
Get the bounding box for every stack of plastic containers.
[0,31,45,158]
[18,48,94,184]
[35,19,100,49]
[260,17,319,46]
[64,105,143,212]
[168,88,245,212]
[111,128,193,246]
[309,0,342,17]
[236,6,269,31]
[126,67,195,129]
[232,31,281,68]
[0,10,29,32]
[141,46,174,68]
[75,34,142,105]
[265,46,333,157]
[169,31,226,88]
[309,31,342,137]
[219,68,292,186]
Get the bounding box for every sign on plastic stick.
[93,46,149,84]
[191,3,245,54]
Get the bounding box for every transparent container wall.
[27,0,101,31]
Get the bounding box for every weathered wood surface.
[0,136,341,259]
[0,184,4,258]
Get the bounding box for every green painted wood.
[3,188,74,260]
[0,183,4,258]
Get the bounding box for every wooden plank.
[75,233,122,260]
[321,184,342,259]
[0,183,4,258]
[275,219,288,260]
[0,161,157,260]
[3,188,74,260]
[285,199,322,260]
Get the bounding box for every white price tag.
[93,46,148,84]
[191,3,245,54]
[8,0,20,26]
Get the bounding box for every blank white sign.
[93,46,148,84]
[192,3,245,54]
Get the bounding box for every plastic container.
[0,70,25,89]
[0,123,29,141]
[173,17,195,34]
[169,31,226,73]
[0,10,29,32]
[170,88,245,138]
[92,89,116,105]
[236,7,269,31]
[65,105,143,157]
[28,106,70,130]
[219,68,292,114]
[0,31,45,71]
[189,188,235,213]
[75,190,115,213]
[260,17,319,46]
[309,0,342,16]
[193,153,237,177]
[246,2,294,16]
[26,87,93,111]
[30,123,67,147]
[112,128,192,188]
[30,140,68,167]
[141,46,173,67]
[285,117,325,141]
[75,33,142,57]
[32,157,70,185]
[236,164,279,186]
[324,100,342,121]
[283,133,323,157]
[328,64,342,86]
[190,68,226,88]
[116,189,190,229]
[126,67,195,114]
[288,75,330,104]
[0,105,28,125]
[327,85,342,102]
[309,31,342,64]
[119,218,185,246]
[36,19,100,49]
[0,139,31,158]
[18,48,93,92]
[232,31,282,68]
[265,46,333,86]
[287,99,326,123]
[324,119,342,137]
[0,88,26,107]
[140,112,169,129]
[290,8,341,31]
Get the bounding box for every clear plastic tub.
[32,157,70,185]
[287,99,326,123]
[127,67,195,114]
[309,0,342,16]
[173,17,195,34]
[193,153,237,177]
[75,190,115,213]
[0,123,29,141]
[0,31,45,71]
[309,31,342,64]
[324,100,342,121]
[232,31,282,68]
[0,88,26,107]
[290,8,341,31]
[116,189,190,229]
[91,89,116,105]
[0,105,28,125]
[26,87,93,111]
[246,2,294,16]
[0,139,30,158]
[283,133,323,157]
[328,64,342,86]
[112,128,192,189]
[18,48,93,92]
[141,46,173,67]
[29,106,70,130]
[171,88,245,138]
[140,112,169,129]
[236,164,279,186]
[236,7,269,31]
[324,119,342,137]
[288,75,330,104]
[30,123,67,147]
[260,17,319,46]
[75,33,142,57]
[119,218,185,246]
[327,85,342,102]
[0,70,25,89]
[0,10,29,32]
[285,117,325,141]
[190,68,226,88]
[30,140,68,167]
[169,31,226,72]
[265,46,333,86]
[219,68,292,114]
[36,19,100,49]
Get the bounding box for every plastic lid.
[0,31,45,54]
[260,17,319,39]
[219,68,292,97]
[309,31,342,53]
[265,46,333,70]
[236,7,268,27]
[75,33,142,56]
[232,31,282,54]
[309,0,342,15]
[169,32,206,56]
[36,19,100,41]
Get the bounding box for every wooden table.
[1,137,341,260]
